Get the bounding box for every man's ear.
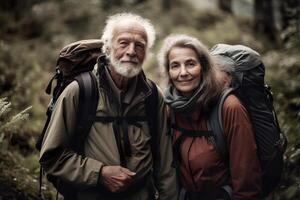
[106,46,111,56]
[102,41,111,56]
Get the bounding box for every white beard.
[110,54,142,78]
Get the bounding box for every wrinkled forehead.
[112,21,147,43]
[169,46,198,61]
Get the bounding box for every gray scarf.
[164,84,203,113]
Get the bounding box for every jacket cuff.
[97,164,105,186]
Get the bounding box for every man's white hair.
[101,12,156,55]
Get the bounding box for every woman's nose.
[179,65,188,76]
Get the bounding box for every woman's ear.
[224,74,232,87]
[215,70,232,87]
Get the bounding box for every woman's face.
[168,47,202,95]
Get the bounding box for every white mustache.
[121,58,139,63]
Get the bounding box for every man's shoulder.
[146,79,165,106]
[146,78,163,96]
[60,81,80,99]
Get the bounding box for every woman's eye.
[170,64,179,69]
[187,62,196,68]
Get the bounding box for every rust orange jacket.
[171,94,262,200]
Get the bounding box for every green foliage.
[264,49,300,143]
[0,97,40,199]
[0,149,54,200]
[263,35,300,200]
[0,97,54,199]
[0,97,31,153]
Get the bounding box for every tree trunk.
[162,0,171,11]
[102,0,123,10]
[134,0,147,4]
[280,0,299,44]
[218,0,232,13]
[254,0,278,42]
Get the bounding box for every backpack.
[209,44,287,197]
[36,39,102,153]
[36,39,159,198]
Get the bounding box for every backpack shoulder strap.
[145,79,159,162]
[209,88,234,158]
[73,71,99,155]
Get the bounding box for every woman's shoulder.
[221,94,252,134]
[222,94,244,111]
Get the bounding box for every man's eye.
[120,41,128,46]
[136,43,145,50]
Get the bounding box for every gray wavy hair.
[101,12,156,55]
[157,34,222,116]
[157,34,213,76]
[211,54,235,76]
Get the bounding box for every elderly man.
[39,13,178,200]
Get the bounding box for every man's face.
[109,22,147,78]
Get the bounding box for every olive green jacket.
[39,65,178,200]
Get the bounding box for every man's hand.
[100,165,136,193]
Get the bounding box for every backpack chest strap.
[94,116,148,166]
[171,123,215,169]
[95,116,147,127]
[171,124,214,137]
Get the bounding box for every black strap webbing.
[93,79,158,167]
[95,115,148,166]
[172,134,186,168]
[209,88,234,158]
[73,71,99,155]
[171,122,214,168]
[95,116,147,126]
[171,124,213,137]
[145,80,159,166]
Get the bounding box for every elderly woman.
[158,34,262,200]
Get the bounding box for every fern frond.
[0,97,12,119]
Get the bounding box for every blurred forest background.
[0,0,299,199]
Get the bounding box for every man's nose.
[126,43,136,57]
